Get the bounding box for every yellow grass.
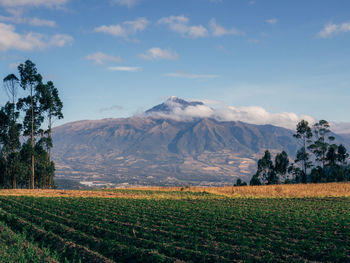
[0,189,140,198]
[0,182,349,198]
[131,182,350,198]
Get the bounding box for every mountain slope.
[51,98,350,187]
[52,118,297,187]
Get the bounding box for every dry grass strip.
[0,182,349,198]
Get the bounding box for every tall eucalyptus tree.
[17,60,44,189]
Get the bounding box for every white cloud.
[95,24,125,37]
[29,17,56,27]
[0,7,57,27]
[0,22,72,51]
[48,34,73,47]
[209,18,244,36]
[0,15,56,27]
[159,15,243,38]
[94,17,149,39]
[139,47,178,61]
[331,123,350,135]
[0,0,67,8]
[0,13,25,24]
[165,71,219,79]
[158,15,208,38]
[196,99,222,105]
[108,66,140,72]
[113,0,138,8]
[318,22,350,38]
[213,106,315,130]
[266,18,277,25]
[145,99,316,130]
[187,25,208,38]
[85,52,122,65]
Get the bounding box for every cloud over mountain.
[144,97,316,130]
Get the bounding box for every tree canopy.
[251,119,350,185]
[0,60,63,189]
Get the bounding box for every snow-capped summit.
[145,97,204,114]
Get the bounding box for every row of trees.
[250,120,350,185]
[0,60,63,189]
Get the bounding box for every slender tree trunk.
[30,87,35,189]
[12,168,16,189]
[47,116,53,188]
[11,102,17,189]
[303,136,307,176]
[48,114,52,160]
[12,174,16,189]
[4,154,8,188]
[322,151,325,169]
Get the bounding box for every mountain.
[51,97,350,188]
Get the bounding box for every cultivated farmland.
[0,188,349,262]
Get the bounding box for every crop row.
[0,219,59,263]
[0,196,349,262]
[0,198,233,262]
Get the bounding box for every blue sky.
[0,0,350,132]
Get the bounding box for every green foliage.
[256,150,275,184]
[0,220,59,263]
[310,166,323,183]
[309,120,335,169]
[304,120,350,183]
[0,102,22,188]
[254,119,350,185]
[0,59,63,189]
[234,178,247,186]
[325,144,338,167]
[249,173,261,185]
[38,81,64,124]
[275,151,289,180]
[293,120,313,177]
[337,144,349,165]
[16,61,44,138]
[253,150,291,185]
[294,147,312,182]
[34,142,55,188]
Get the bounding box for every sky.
[0,0,350,132]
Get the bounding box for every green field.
[0,191,349,262]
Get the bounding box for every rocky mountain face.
[51,97,349,188]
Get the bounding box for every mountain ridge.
[51,98,350,188]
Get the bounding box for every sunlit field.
[0,183,349,262]
[1,182,350,198]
